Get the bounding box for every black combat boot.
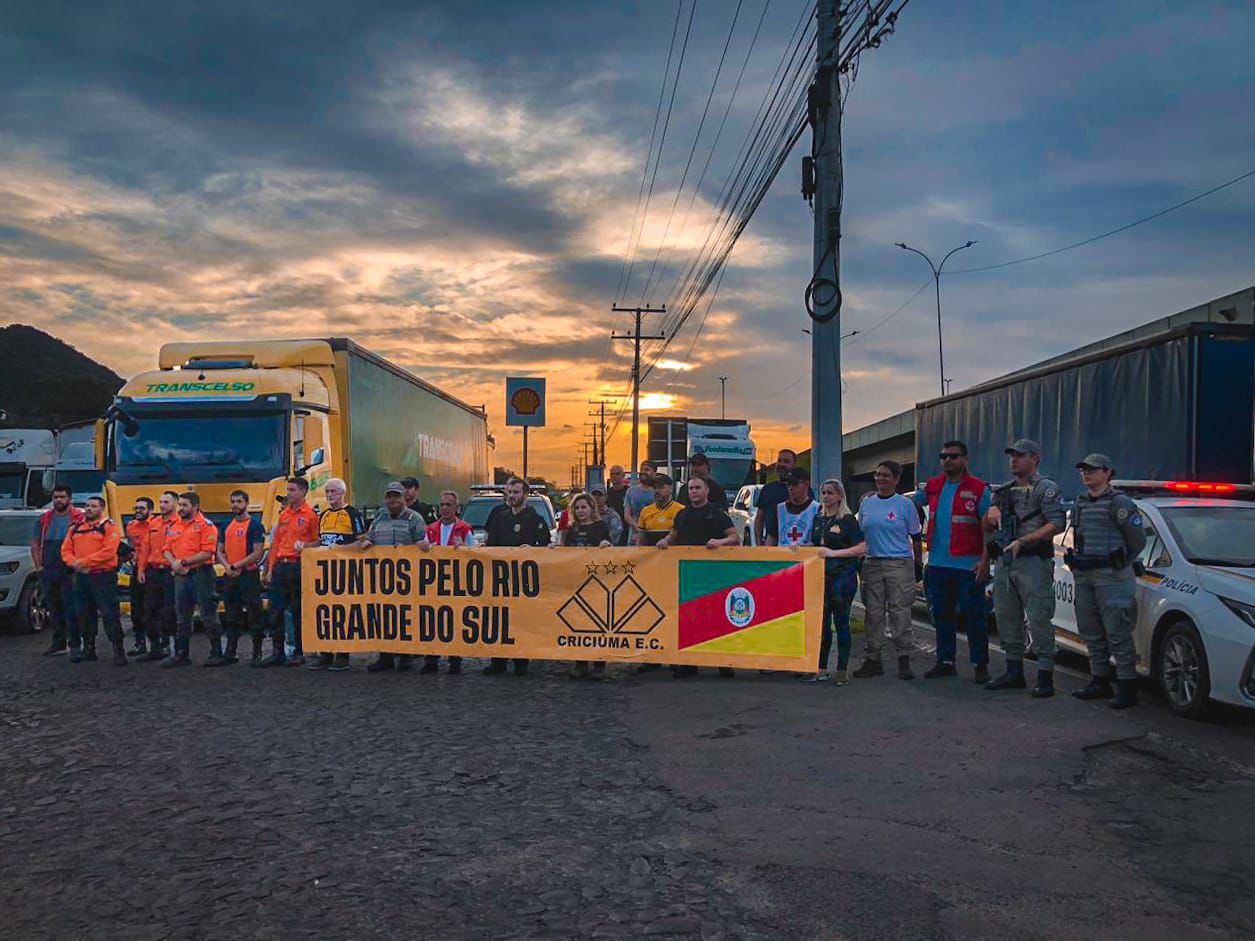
[972,664,990,684]
[223,635,240,664]
[985,659,1026,690]
[852,658,884,679]
[250,635,264,665]
[1109,678,1139,710]
[1031,669,1055,698]
[83,642,98,662]
[1072,673,1114,700]
[897,655,915,680]
[112,640,128,667]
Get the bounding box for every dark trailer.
[915,323,1255,500]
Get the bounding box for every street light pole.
[894,240,976,396]
[717,376,728,420]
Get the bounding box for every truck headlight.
[1219,596,1255,629]
[0,561,19,574]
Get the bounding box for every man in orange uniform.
[257,477,319,668]
[138,491,179,661]
[62,495,127,666]
[162,491,220,668]
[125,497,153,657]
[217,489,267,665]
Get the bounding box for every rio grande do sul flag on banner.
[301,547,824,671]
[677,559,809,657]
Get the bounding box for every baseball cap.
[1075,453,1114,471]
[784,467,811,484]
[399,476,420,488]
[384,481,405,496]
[1004,438,1041,456]
[652,473,673,486]
[590,486,606,496]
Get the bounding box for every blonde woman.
[810,478,865,684]
[561,493,611,679]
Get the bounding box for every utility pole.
[809,0,844,485]
[585,422,602,466]
[717,376,729,420]
[588,399,611,467]
[611,303,666,475]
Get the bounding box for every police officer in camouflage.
[1068,454,1147,709]
[980,439,1066,698]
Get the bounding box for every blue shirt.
[913,482,991,570]
[857,493,921,559]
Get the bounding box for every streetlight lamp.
[717,376,729,420]
[894,240,976,396]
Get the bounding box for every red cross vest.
[923,474,987,558]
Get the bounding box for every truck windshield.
[1160,505,1255,567]
[114,412,287,483]
[708,459,753,498]
[0,470,23,503]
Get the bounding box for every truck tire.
[1158,619,1211,720]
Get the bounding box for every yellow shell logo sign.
[510,386,542,416]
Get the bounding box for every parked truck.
[104,338,489,528]
[647,416,756,502]
[0,429,56,508]
[915,322,1255,497]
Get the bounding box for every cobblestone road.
[0,632,762,940]
[4,625,1254,940]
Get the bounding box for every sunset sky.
[3,1,1254,480]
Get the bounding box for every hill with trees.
[0,324,123,428]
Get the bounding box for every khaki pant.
[1075,568,1138,679]
[993,553,1056,669]
[861,558,916,660]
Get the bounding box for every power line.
[612,2,684,305]
[619,0,700,304]
[950,165,1255,275]
[640,0,747,303]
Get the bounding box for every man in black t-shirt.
[658,476,740,679]
[660,476,739,548]
[484,477,551,676]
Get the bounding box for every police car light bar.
[1115,479,1255,499]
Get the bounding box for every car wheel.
[1158,620,1211,719]
[17,579,43,634]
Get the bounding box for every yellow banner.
[301,546,825,671]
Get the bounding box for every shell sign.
[505,377,547,427]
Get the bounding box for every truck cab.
[106,342,335,530]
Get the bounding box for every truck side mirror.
[296,447,326,476]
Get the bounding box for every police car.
[1050,481,1255,718]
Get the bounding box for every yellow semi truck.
[104,338,489,529]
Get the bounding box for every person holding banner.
[636,474,681,547]
[306,478,364,672]
[658,475,740,679]
[359,481,429,673]
[810,478,865,684]
[484,476,550,677]
[590,487,623,545]
[562,492,612,680]
[420,490,472,675]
